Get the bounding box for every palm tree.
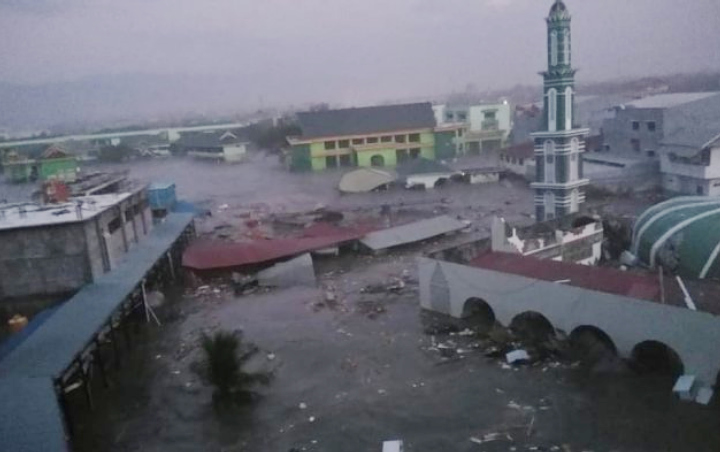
[200,330,271,405]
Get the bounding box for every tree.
[199,330,271,407]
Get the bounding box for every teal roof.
[632,197,720,279]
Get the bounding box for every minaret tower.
[531,0,589,221]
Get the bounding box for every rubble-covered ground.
[71,252,720,452]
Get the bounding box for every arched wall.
[419,258,720,386]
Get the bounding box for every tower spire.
[530,0,589,222]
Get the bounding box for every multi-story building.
[601,92,720,160]
[434,103,511,156]
[288,103,439,171]
[3,145,78,184]
[661,133,720,196]
[530,0,589,221]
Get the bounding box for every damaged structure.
[418,253,720,402]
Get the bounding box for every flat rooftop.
[0,192,133,231]
[625,92,719,109]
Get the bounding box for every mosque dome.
[632,197,720,279]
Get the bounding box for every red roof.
[469,252,663,302]
[183,227,367,271]
[500,141,534,160]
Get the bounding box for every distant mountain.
[0,74,258,133]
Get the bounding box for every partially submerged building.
[288,103,438,171]
[2,146,78,184]
[0,187,153,302]
[434,102,512,156]
[179,130,248,163]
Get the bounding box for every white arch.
[544,191,556,217]
[563,30,571,65]
[570,189,579,212]
[565,87,573,130]
[649,207,720,267]
[548,88,557,132]
[550,31,558,66]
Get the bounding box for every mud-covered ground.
[69,253,720,452]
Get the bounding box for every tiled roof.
[296,103,436,140]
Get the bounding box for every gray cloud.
[1,0,719,118]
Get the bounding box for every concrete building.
[288,103,439,171]
[601,92,720,160]
[499,141,535,179]
[434,103,512,156]
[2,145,78,184]
[0,187,153,302]
[530,1,589,221]
[491,215,602,265]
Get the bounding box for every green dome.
[632,197,720,279]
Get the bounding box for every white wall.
[223,143,248,163]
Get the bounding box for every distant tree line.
[245,118,300,154]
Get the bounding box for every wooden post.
[79,359,94,410]
[109,320,121,369]
[54,379,74,440]
[94,340,109,388]
[167,251,176,280]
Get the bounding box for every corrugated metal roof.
[360,216,467,251]
[296,103,436,140]
[470,252,663,302]
[0,377,68,452]
[338,168,397,193]
[626,92,719,109]
[0,213,194,452]
[183,230,366,271]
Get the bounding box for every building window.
[408,133,420,143]
[565,87,573,130]
[647,121,656,132]
[548,89,557,132]
[324,141,336,150]
[326,155,338,168]
[352,138,364,145]
[338,139,350,148]
[631,138,641,152]
[646,150,656,158]
[367,137,379,144]
[339,154,352,167]
[458,112,467,121]
[410,148,421,159]
[697,185,704,195]
[380,136,392,143]
[550,31,558,66]
[396,149,409,163]
[563,30,571,65]
[395,135,406,143]
[446,113,454,122]
[603,144,610,152]
[484,111,496,120]
[632,121,640,131]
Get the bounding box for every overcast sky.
[1,0,719,107]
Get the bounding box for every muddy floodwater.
[3,156,716,451]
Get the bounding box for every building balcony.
[481,119,500,131]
